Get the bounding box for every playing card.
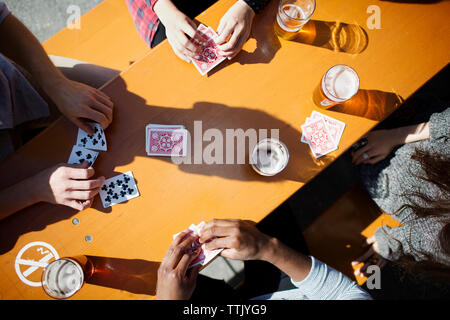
[76,123,107,151]
[173,222,223,269]
[310,111,346,145]
[191,24,226,76]
[145,124,185,154]
[301,117,311,143]
[67,145,99,167]
[147,128,187,157]
[99,171,140,208]
[301,117,337,158]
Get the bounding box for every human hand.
[156,230,202,300]
[214,0,255,59]
[33,161,105,211]
[198,219,272,261]
[51,78,114,135]
[352,129,398,165]
[351,236,387,277]
[154,0,203,62]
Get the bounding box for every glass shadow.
[291,19,369,54]
[330,89,404,121]
[85,256,160,296]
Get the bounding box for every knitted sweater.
[359,107,450,265]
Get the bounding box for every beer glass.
[274,0,316,40]
[250,138,289,176]
[42,256,93,299]
[313,64,360,109]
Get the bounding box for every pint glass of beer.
[250,138,290,176]
[41,256,94,299]
[274,0,316,40]
[313,64,360,109]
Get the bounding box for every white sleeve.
[290,256,372,300]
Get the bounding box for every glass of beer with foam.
[274,0,316,40]
[250,138,290,176]
[41,256,94,299]
[313,64,360,109]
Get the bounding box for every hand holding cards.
[67,122,142,209]
[173,222,223,269]
[301,111,346,158]
[190,24,226,75]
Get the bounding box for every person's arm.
[199,219,371,300]
[0,11,113,135]
[353,106,449,165]
[125,0,161,47]
[0,162,104,221]
[352,122,430,165]
[153,0,203,62]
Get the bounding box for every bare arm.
[353,122,430,165]
[0,13,66,98]
[0,162,105,221]
[0,12,114,135]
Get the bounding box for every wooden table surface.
[1,0,449,300]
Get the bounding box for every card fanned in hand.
[190,24,226,76]
[173,221,223,269]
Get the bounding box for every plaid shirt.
[125,0,271,47]
[125,0,160,47]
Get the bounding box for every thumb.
[73,118,95,135]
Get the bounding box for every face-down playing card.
[301,117,337,158]
[147,128,187,157]
[190,24,226,76]
[99,171,140,208]
[67,145,99,167]
[173,222,223,269]
[76,122,107,151]
[145,124,185,155]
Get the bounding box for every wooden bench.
[303,184,401,285]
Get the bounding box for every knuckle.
[168,271,179,281]
[231,238,240,248]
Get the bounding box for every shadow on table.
[85,256,160,296]
[0,77,337,253]
[330,89,404,121]
[287,20,369,55]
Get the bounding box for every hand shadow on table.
[85,256,160,296]
[0,76,336,254]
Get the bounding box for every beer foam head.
[251,139,289,176]
[324,65,359,101]
[43,258,84,299]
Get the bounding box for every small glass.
[313,64,360,109]
[250,138,289,176]
[274,0,316,40]
[42,256,93,299]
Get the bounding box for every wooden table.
[1,0,449,300]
